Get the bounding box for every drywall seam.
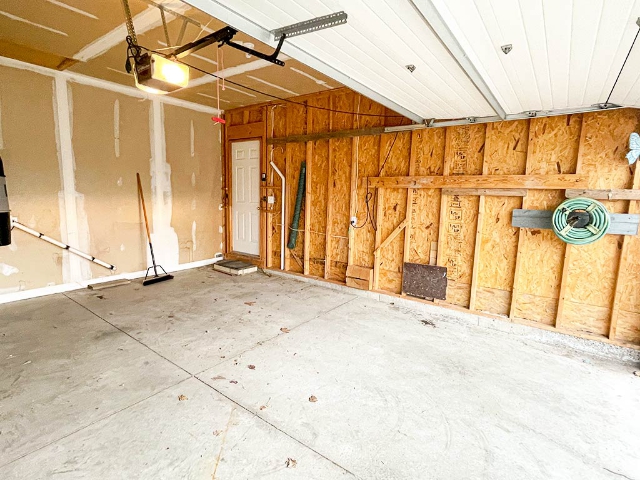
[149,99,179,271]
[53,75,91,284]
[0,55,222,115]
[197,93,231,104]
[246,75,298,95]
[0,10,68,36]
[0,256,223,304]
[72,3,188,62]
[114,99,120,158]
[289,67,335,89]
[186,56,290,89]
[192,221,197,252]
[190,120,195,157]
[46,0,98,19]
[0,95,4,150]
[223,85,256,97]
[0,263,19,276]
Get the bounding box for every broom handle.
[137,173,158,274]
[136,173,152,242]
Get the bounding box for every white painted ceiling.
[186,0,640,122]
[430,0,640,114]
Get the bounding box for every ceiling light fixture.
[122,0,191,94]
[121,0,347,98]
[131,52,190,94]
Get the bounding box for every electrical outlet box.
[350,216,357,226]
[267,196,275,204]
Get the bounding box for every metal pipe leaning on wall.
[0,157,11,246]
[11,220,116,271]
[270,161,286,270]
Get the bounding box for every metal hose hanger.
[552,198,610,245]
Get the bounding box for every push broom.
[136,173,173,286]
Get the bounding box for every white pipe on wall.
[11,219,116,271]
[270,161,285,271]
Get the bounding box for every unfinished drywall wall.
[164,104,223,264]
[0,62,223,299]
[0,66,63,293]
[226,89,640,349]
[71,83,152,278]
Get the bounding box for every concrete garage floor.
[1,268,639,479]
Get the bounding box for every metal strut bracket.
[272,11,348,41]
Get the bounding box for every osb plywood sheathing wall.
[225,90,640,349]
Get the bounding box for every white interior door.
[232,140,260,256]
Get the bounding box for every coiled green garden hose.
[551,197,610,245]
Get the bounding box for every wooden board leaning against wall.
[223,88,640,349]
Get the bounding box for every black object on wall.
[402,263,448,300]
[0,156,10,246]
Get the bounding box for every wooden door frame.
[224,121,267,267]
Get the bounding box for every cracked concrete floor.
[1,267,639,479]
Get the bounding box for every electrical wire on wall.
[351,132,399,231]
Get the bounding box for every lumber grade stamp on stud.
[361,174,586,190]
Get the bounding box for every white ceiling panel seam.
[215,0,436,117]
[269,0,474,117]
[522,1,553,110]
[483,0,535,112]
[431,0,523,114]
[254,1,455,117]
[364,0,492,114]
[592,1,636,103]
[184,0,640,118]
[215,0,496,117]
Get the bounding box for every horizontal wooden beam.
[442,188,527,197]
[565,188,640,200]
[268,126,385,145]
[362,174,587,190]
[227,121,265,140]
